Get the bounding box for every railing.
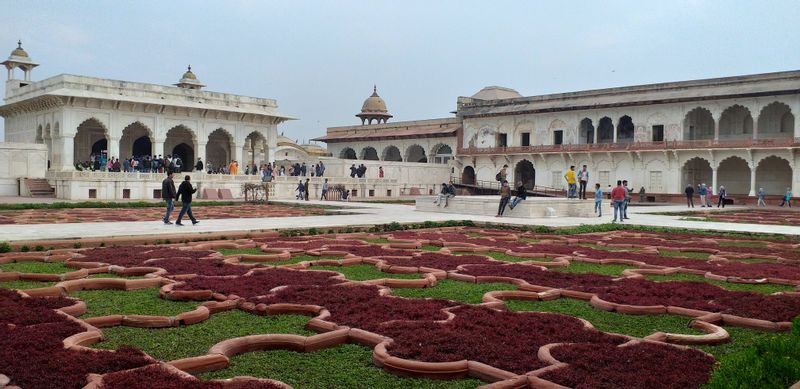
[450,176,566,197]
[457,137,800,155]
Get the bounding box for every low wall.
[0,142,47,196]
[46,171,260,201]
[416,196,595,218]
[269,176,404,200]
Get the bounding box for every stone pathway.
[0,199,798,242]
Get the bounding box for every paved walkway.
[1,200,798,242]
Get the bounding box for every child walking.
[594,183,603,217]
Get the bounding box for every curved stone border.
[83,362,292,389]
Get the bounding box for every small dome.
[361,86,388,113]
[9,40,29,59]
[181,66,197,80]
[471,86,522,100]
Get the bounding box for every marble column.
[711,167,718,195]
[234,142,244,174]
[59,136,75,171]
[748,162,756,197]
[196,142,207,170]
[108,137,120,159]
[153,138,165,157]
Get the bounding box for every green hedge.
[705,317,800,388]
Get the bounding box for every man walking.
[685,184,695,208]
[611,180,626,223]
[578,165,589,199]
[594,183,603,217]
[698,183,708,207]
[622,180,631,219]
[564,166,577,199]
[757,188,766,207]
[321,178,329,200]
[304,178,310,201]
[161,171,177,224]
[175,175,198,226]
[717,185,727,208]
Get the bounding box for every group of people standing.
[563,165,591,199]
[685,184,793,208]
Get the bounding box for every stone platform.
[415,195,595,218]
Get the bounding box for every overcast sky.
[1,0,799,143]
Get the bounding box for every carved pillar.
[59,136,75,171]
[196,142,207,171]
[752,115,759,140]
[108,137,120,160]
[234,142,244,174]
[748,161,756,197]
[154,138,165,157]
[711,167,718,196]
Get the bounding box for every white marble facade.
[455,71,800,197]
[1,74,293,173]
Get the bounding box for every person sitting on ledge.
[509,181,527,210]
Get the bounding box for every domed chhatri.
[356,85,393,125]
[10,40,30,59]
[175,65,205,90]
[2,40,39,81]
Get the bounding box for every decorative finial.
[187,65,192,71]
[17,40,22,48]
[373,84,376,93]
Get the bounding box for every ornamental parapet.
[456,137,800,156]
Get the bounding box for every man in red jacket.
[610,180,626,223]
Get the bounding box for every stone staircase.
[24,178,55,198]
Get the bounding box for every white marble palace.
[318,73,799,201]
[454,71,799,199]
[0,42,293,173]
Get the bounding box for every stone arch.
[405,144,427,163]
[462,166,476,185]
[244,131,268,169]
[717,156,751,194]
[616,115,634,143]
[382,145,402,162]
[683,107,714,140]
[207,128,234,170]
[758,102,794,138]
[74,118,109,164]
[578,118,594,144]
[340,147,357,160]
[514,159,536,190]
[681,157,712,189]
[597,117,614,143]
[431,143,453,164]
[120,121,154,158]
[718,105,753,139]
[756,156,792,195]
[165,125,196,171]
[360,146,379,161]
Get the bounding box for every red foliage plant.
[98,364,284,389]
[382,252,497,271]
[0,291,151,389]
[539,342,714,389]
[175,268,344,298]
[324,245,412,257]
[0,288,75,326]
[147,257,252,276]
[76,246,213,267]
[598,279,800,322]
[384,305,625,374]
[257,284,456,332]
[459,264,617,293]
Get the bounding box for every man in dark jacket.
[303,178,310,201]
[175,175,198,226]
[509,181,527,210]
[161,171,177,224]
[685,184,695,208]
[195,158,204,172]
